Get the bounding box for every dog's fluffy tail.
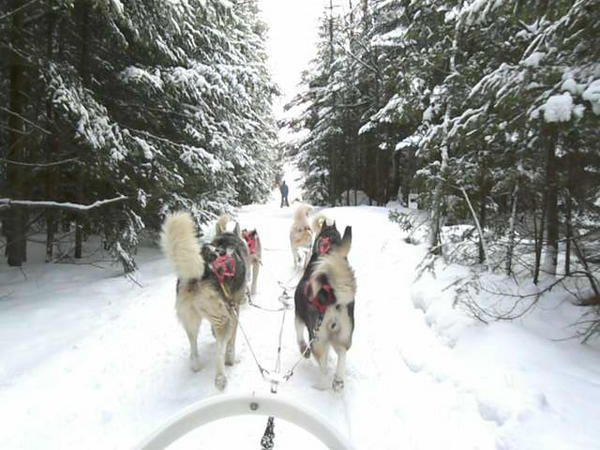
[161,212,204,279]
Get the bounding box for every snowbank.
[1,198,599,449]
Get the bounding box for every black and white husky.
[294,214,356,391]
[161,212,248,390]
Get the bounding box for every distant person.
[280,180,289,208]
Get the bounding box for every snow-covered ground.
[1,166,600,449]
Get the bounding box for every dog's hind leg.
[225,304,239,366]
[332,344,347,392]
[295,316,310,358]
[250,261,259,296]
[311,341,330,390]
[213,318,234,391]
[180,311,202,372]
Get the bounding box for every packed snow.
[1,165,600,449]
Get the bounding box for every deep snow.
[1,166,600,449]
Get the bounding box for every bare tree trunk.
[45,0,57,262]
[478,189,487,264]
[564,192,572,276]
[327,0,337,206]
[6,0,27,267]
[461,187,489,270]
[564,152,575,275]
[543,126,559,276]
[429,11,460,256]
[505,182,519,275]
[75,0,90,259]
[428,147,447,255]
[533,194,546,285]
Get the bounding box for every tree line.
[0,0,277,272]
[288,0,599,296]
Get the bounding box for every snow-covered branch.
[0,196,128,211]
[0,157,80,167]
[0,106,51,135]
[0,0,40,22]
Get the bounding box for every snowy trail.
[2,166,600,449]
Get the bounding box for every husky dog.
[242,229,262,296]
[294,215,356,391]
[290,203,314,268]
[161,212,248,391]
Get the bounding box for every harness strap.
[304,282,336,314]
[242,231,259,256]
[211,254,236,285]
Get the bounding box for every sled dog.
[161,212,248,390]
[242,228,262,296]
[290,203,314,268]
[294,214,356,391]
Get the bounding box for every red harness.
[318,236,332,255]
[211,254,236,285]
[242,232,259,256]
[305,282,336,314]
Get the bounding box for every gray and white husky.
[294,215,356,392]
[242,228,262,296]
[161,212,248,390]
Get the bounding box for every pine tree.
[1,0,278,271]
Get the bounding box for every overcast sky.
[258,1,327,117]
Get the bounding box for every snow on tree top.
[543,93,574,123]
[522,52,545,68]
[561,78,581,95]
[121,67,164,91]
[582,80,600,115]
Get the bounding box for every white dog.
[290,203,314,268]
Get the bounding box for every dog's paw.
[215,374,228,391]
[299,342,311,359]
[190,357,202,372]
[332,376,344,392]
[312,380,330,391]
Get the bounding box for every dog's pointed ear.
[234,222,241,236]
[340,226,352,257]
